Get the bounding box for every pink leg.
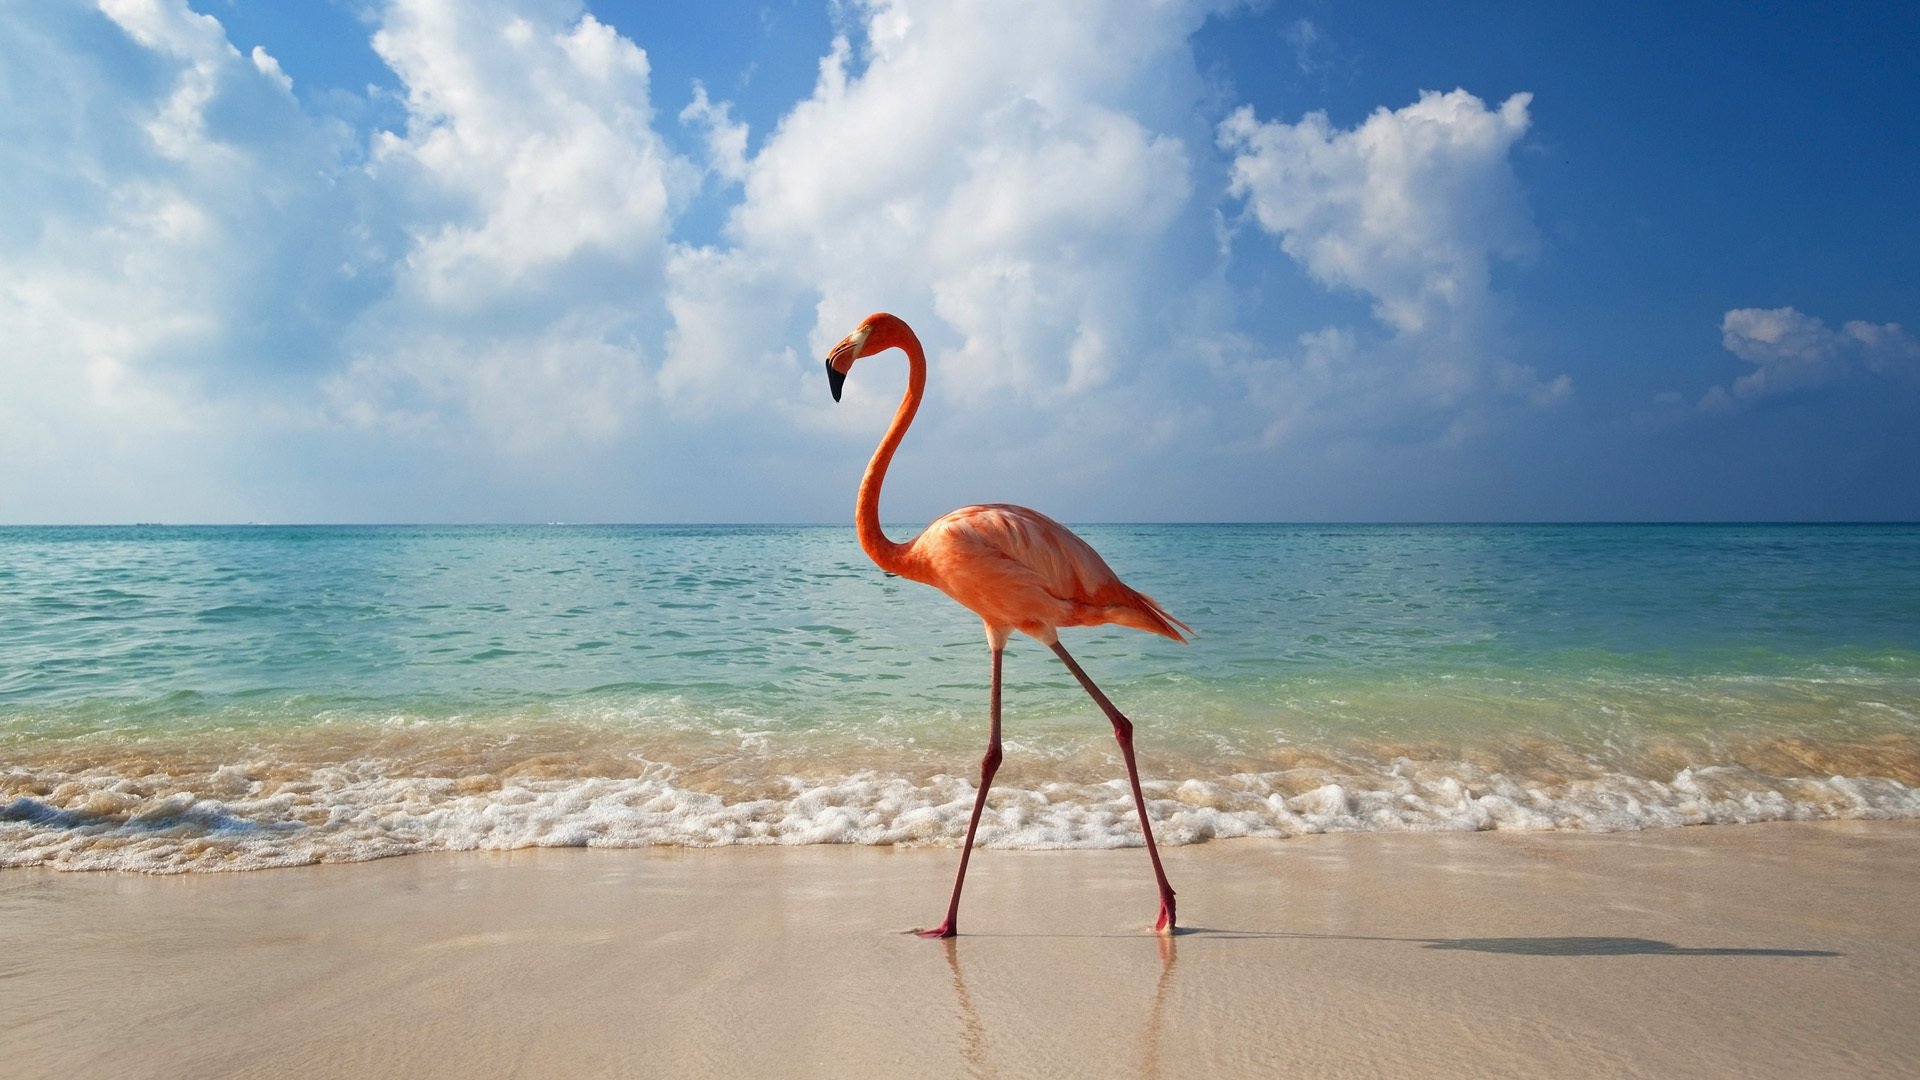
[1050,641,1177,933]
[918,647,1004,938]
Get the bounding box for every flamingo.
[824,312,1189,938]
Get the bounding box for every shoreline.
[5,820,1919,1078]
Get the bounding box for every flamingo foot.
[914,921,957,939]
[1154,893,1177,935]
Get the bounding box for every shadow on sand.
[1170,926,1839,958]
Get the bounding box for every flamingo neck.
[857,333,924,578]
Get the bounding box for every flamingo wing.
[909,504,1189,643]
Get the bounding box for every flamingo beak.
[825,326,869,403]
[825,358,847,402]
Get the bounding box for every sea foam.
[6,746,1919,872]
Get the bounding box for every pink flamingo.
[825,312,1188,937]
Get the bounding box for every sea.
[3,523,1917,872]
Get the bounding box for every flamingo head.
[824,313,906,402]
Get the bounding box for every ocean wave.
[5,746,1918,873]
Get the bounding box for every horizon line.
[4,519,1917,529]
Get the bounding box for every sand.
[4,820,1918,1079]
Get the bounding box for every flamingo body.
[901,503,1189,648]
[825,312,1183,937]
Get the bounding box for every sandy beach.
[5,820,1918,1079]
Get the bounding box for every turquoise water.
[4,523,1918,871]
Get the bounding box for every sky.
[2,0,1916,524]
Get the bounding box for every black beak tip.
[826,359,846,402]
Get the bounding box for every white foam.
[5,754,1920,872]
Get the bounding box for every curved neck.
[857,331,925,577]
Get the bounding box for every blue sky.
[2,0,1915,524]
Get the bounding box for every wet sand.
[4,821,1918,1078]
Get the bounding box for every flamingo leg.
[918,646,1004,938]
[1049,641,1177,934]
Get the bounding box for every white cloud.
[1220,89,1536,335]
[665,0,1222,418]
[1702,306,1918,411]
[1286,20,1323,74]
[655,245,800,417]
[1214,88,1565,443]
[2,0,689,522]
[96,0,226,61]
[0,0,357,515]
[324,322,643,452]
[0,0,1594,522]
[680,81,748,183]
[325,0,699,448]
[367,0,691,306]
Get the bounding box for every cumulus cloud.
[0,0,706,523]
[680,81,748,183]
[367,0,687,308]
[1700,306,1918,411]
[0,1,336,372]
[663,0,1222,421]
[1,0,1588,521]
[1220,89,1536,335]
[1215,88,1566,443]
[320,0,699,447]
[6,0,1238,506]
[0,0,365,516]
